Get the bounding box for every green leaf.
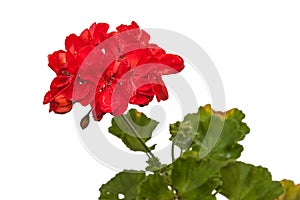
[145,157,166,172]
[137,174,174,200]
[109,109,158,152]
[99,171,145,200]
[171,104,250,166]
[220,162,283,200]
[279,179,300,200]
[169,115,199,150]
[171,157,221,200]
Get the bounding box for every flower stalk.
[120,114,156,159]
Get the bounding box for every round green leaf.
[171,157,221,199]
[137,174,174,200]
[220,162,283,200]
[99,171,145,200]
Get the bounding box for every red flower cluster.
[44,21,184,120]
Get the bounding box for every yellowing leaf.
[170,104,250,167]
[278,179,300,200]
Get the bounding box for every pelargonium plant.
[44,21,299,200]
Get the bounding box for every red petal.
[125,49,144,68]
[48,50,67,74]
[91,103,105,121]
[90,23,109,45]
[49,95,72,114]
[48,75,73,101]
[159,54,184,74]
[155,84,168,101]
[139,30,150,45]
[130,93,153,106]
[50,75,71,91]
[73,80,95,106]
[76,45,94,66]
[43,91,52,104]
[147,45,165,58]
[80,29,92,45]
[65,34,84,55]
[116,21,139,32]
[136,84,155,96]
[96,87,113,113]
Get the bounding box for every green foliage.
[279,180,300,200]
[108,109,158,152]
[171,105,250,167]
[171,157,221,199]
[169,115,199,151]
[137,174,174,200]
[219,162,283,200]
[99,171,145,200]
[145,157,166,172]
[99,106,288,200]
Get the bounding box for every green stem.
[171,140,175,162]
[120,115,155,159]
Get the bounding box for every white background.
[1,0,300,199]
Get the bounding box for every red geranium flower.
[44,21,184,121]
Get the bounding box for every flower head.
[44,21,184,120]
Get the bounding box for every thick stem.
[120,115,155,158]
